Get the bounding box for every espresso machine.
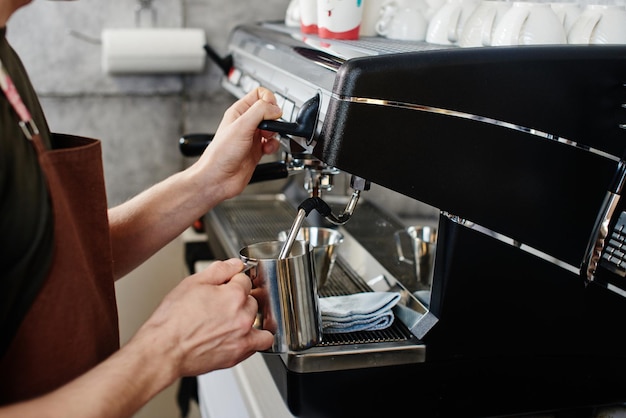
[188,22,626,417]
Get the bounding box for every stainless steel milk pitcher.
[240,240,322,353]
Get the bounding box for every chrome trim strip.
[621,83,626,130]
[584,191,622,283]
[337,96,621,162]
[444,213,580,276]
[607,282,626,298]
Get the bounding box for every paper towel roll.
[102,28,206,74]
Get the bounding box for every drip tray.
[204,194,428,373]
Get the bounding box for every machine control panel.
[226,67,298,124]
[600,211,626,277]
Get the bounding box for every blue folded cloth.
[318,291,402,334]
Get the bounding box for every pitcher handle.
[242,261,257,273]
[394,229,415,265]
[239,260,258,287]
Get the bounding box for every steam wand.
[278,197,334,260]
[278,206,308,260]
[278,176,370,259]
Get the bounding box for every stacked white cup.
[361,0,388,36]
[550,1,581,34]
[291,0,626,45]
[568,3,626,44]
[459,0,512,47]
[376,0,429,40]
[456,0,626,46]
[426,0,480,44]
[490,1,567,46]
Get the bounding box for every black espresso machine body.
[214,23,626,417]
[315,45,626,414]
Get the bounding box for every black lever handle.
[203,44,233,76]
[249,162,289,183]
[179,133,215,157]
[258,94,320,144]
[178,133,289,184]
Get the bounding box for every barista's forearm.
[107,87,281,280]
[108,165,225,280]
[0,331,179,418]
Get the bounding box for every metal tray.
[204,193,435,372]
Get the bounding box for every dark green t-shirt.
[0,26,54,357]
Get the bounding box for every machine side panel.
[317,97,617,266]
[325,45,626,157]
[315,46,626,266]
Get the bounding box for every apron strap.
[0,57,40,141]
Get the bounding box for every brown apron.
[0,133,120,404]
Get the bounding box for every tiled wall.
[8,0,290,206]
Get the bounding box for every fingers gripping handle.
[258,94,320,144]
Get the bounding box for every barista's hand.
[130,258,274,378]
[192,87,282,201]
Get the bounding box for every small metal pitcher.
[240,240,322,353]
[395,225,438,290]
[278,227,344,289]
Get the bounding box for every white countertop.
[197,353,294,418]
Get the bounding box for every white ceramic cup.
[426,0,479,45]
[360,0,387,36]
[567,4,626,45]
[550,2,581,34]
[424,0,447,20]
[286,0,302,27]
[299,0,319,34]
[376,0,429,40]
[491,1,567,46]
[459,0,512,47]
[317,0,364,39]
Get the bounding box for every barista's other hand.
[131,258,274,378]
[193,87,282,201]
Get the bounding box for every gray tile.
[8,0,186,95]
[8,0,291,96]
[184,93,234,134]
[40,96,185,207]
[8,0,293,202]
[184,0,290,54]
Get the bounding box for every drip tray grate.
[209,196,415,346]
